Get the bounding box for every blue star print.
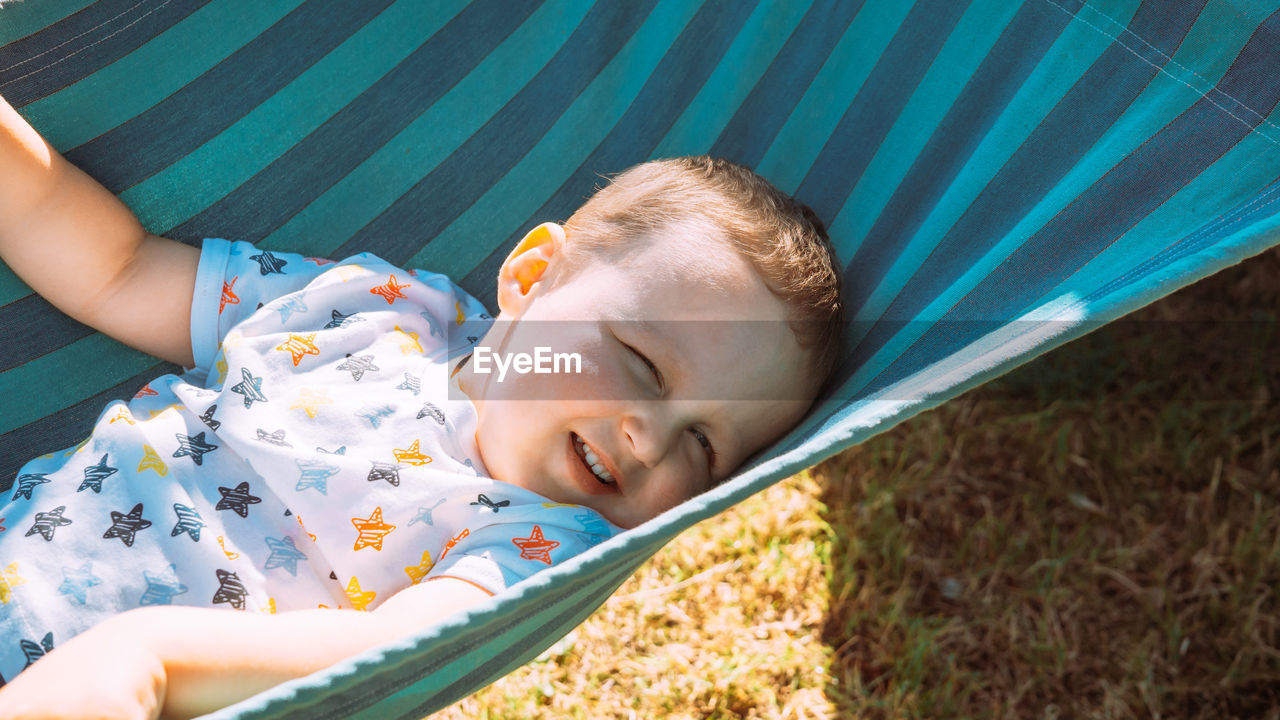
[58,561,102,605]
[408,499,446,527]
[140,564,189,605]
[575,513,612,536]
[356,405,394,429]
[295,458,339,495]
[13,473,49,501]
[263,536,308,576]
[170,503,206,541]
[277,295,308,323]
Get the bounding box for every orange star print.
[220,276,240,313]
[393,439,432,466]
[512,525,559,565]
[351,507,396,551]
[370,274,409,304]
[276,333,320,366]
[439,528,469,562]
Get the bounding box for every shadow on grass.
[815,249,1280,719]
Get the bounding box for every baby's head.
[455,157,843,528]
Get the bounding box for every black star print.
[336,353,378,381]
[26,505,72,541]
[19,632,54,668]
[417,402,446,425]
[250,250,287,275]
[78,454,118,493]
[470,494,510,513]
[212,569,249,609]
[216,481,262,518]
[199,405,221,431]
[324,309,365,329]
[367,461,402,487]
[103,503,152,547]
[229,367,268,408]
[173,432,219,466]
[255,428,291,446]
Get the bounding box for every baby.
[0,96,843,718]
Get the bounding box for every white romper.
[0,239,617,682]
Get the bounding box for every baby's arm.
[0,577,493,720]
[0,94,198,367]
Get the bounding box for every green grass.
[435,248,1278,719]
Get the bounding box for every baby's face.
[455,222,814,529]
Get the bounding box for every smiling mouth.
[571,432,615,485]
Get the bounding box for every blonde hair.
[563,156,844,390]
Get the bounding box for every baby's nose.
[621,409,682,468]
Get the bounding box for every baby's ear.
[496,222,565,313]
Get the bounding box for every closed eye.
[691,427,717,473]
[622,340,664,393]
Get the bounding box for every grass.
[433,247,1279,719]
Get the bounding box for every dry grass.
[433,248,1279,719]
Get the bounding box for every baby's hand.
[0,613,166,720]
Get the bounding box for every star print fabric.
[0,239,618,682]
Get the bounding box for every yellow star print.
[108,406,135,425]
[260,597,278,614]
[404,550,435,585]
[344,577,377,611]
[291,388,333,419]
[68,437,91,456]
[217,535,240,560]
[276,333,320,366]
[0,562,27,604]
[215,356,230,385]
[393,325,423,355]
[331,264,367,282]
[147,404,181,420]
[138,445,169,476]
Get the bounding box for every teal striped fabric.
[3,1,1279,717]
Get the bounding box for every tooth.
[584,451,599,465]
[590,462,605,474]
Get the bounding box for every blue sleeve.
[188,239,337,373]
